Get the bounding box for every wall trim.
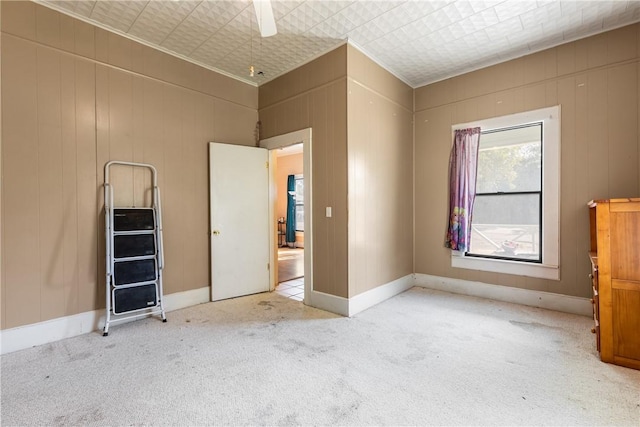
[307,290,349,317]
[348,274,414,316]
[414,273,592,317]
[306,274,414,317]
[0,286,210,355]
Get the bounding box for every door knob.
[212,230,221,235]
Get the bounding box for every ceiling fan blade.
[253,0,277,37]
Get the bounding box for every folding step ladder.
[103,161,166,336]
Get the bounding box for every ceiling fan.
[252,0,277,37]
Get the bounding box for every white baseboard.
[348,274,414,316]
[0,286,210,355]
[414,273,592,317]
[307,290,349,317]
[163,286,210,312]
[306,274,414,317]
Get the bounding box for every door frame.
[260,128,312,305]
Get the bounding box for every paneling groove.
[414,24,640,299]
[1,2,257,329]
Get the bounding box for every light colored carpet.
[2,287,639,426]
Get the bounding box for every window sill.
[451,251,559,280]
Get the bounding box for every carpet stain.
[406,352,426,362]
[258,301,275,309]
[69,351,92,362]
[275,339,335,357]
[167,353,180,361]
[279,413,299,425]
[331,401,361,423]
[105,344,116,349]
[54,408,104,426]
[509,320,561,332]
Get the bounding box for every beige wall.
[260,45,413,298]
[5,1,639,333]
[1,2,258,329]
[276,152,304,246]
[414,24,640,299]
[260,45,348,298]
[346,46,413,297]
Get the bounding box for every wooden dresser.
[588,198,640,370]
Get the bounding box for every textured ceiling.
[40,0,640,88]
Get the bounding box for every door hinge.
[267,263,270,270]
[266,161,269,169]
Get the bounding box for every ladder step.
[114,234,155,258]
[114,255,156,262]
[114,259,157,286]
[113,230,155,236]
[113,283,158,314]
[113,208,155,231]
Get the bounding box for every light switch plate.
[326,207,332,218]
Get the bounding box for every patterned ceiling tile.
[40,0,640,88]
[128,1,200,45]
[603,3,640,29]
[279,1,334,33]
[582,0,628,25]
[559,0,591,18]
[309,13,356,38]
[50,0,95,17]
[89,1,148,33]
[335,1,400,28]
[485,15,524,41]
[492,0,538,22]
[461,7,500,33]
[162,22,215,56]
[271,0,304,21]
[519,1,562,29]
[161,1,245,55]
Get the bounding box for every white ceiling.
[40,0,640,88]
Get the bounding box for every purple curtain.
[445,127,481,252]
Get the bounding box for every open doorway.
[273,144,304,301]
[261,128,312,305]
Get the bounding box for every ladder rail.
[104,182,113,334]
[155,186,164,270]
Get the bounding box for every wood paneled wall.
[260,44,414,299]
[346,46,413,297]
[1,2,258,329]
[260,45,348,298]
[414,24,640,298]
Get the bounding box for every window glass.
[295,176,304,231]
[470,194,540,261]
[468,123,542,263]
[476,125,542,193]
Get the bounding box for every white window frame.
[294,174,304,232]
[451,106,561,281]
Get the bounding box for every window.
[451,106,560,280]
[295,175,304,231]
[469,124,542,262]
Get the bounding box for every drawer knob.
[590,298,595,304]
[591,327,596,334]
[588,274,593,279]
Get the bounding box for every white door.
[209,143,270,301]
